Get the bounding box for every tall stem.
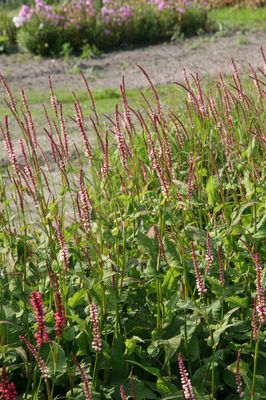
[251,325,260,400]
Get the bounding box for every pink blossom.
[72,355,92,400]
[178,353,196,400]
[0,368,16,400]
[20,336,50,382]
[90,303,102,352]
[30,291,49,348]
[191,242,206,296]
[236,351,244,398]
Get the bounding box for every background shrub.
[17,16,62,55]
[179,7,208,36]
[0,8,17,46]
[14,0,209,55]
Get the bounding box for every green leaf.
[68,288,88,308]
[206,176,219,206]
[225,296,248,309]
[75,330,89,356]
[48,343,67,378]
[163,238,181,270]
[254,214,266,239]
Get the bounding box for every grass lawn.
[209,6,266,31]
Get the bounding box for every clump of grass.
[0,48,265,399]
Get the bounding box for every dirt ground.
[0,30,266,93]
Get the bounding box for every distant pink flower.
[205,232,213,276]
[3,116,20,177]
[217,246,225,287]
[191,242,206,296]
[78,170,91,230]
[19,4,31,20]
[187,152,195,200]
[56,220,69,272]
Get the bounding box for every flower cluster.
[148,0,205,12]
[14,0,94,28]
[90,303,102,352]
[14,0,206,31]
[20,336,50,382]
[205,232,213,276]
[30,291,49,348]
[191,242,206,296]
[13,0,59,27]
[236,351,244,398]
[61,0,95,28]
[56,220,69,272]
[101,0,133,26]
[0,368,16,400]
[178,353,196,400]
[54,287,66,338]
[72,355,91,400]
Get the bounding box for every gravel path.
[0,30,266,92]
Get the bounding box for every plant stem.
[251,325,260,400]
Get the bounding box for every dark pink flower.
[30,291,49,348]
[54,287,66,338]
[120,384,126,400]
[0,368,16,400]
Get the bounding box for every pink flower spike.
[56,220,69,272]
[217,246,225,288]
[236,351,244,398]
[205,232,213,276]
[89,303,102,352]
[29,291,49,348]
[72,355,91,400]
[191,242,206,296]
[20,336,50,382]
[54,287,66,338]
[120,384,126,400]
[178,353,196,400]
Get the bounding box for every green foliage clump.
[0,49,265,399]
[14,1,209,56]
[17,16,62,56]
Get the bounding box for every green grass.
[0,84,180,128]
[209,6,266,31]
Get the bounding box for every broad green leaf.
[206,176,219,206]
[225,296,248,309]
[68,288,88,308]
